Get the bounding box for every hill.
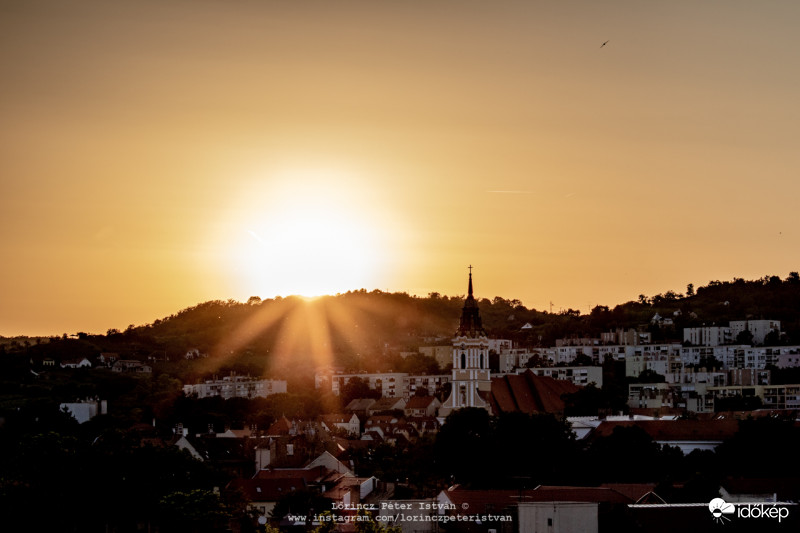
[4,273,800,378]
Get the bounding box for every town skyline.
[3,1,800,336]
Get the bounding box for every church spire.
[457,265,485,338]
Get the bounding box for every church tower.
[440,267,491,416]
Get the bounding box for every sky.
[2,0,800,336]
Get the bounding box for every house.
[226,476,310,520]
[323,476,378,506]
[588,419,739,454]
[436,484,665,533]
[173,435,253,477]
[60,358,92,369]
[345,398,377,420]
[319,413,360,437]
[518,502,598,533]
[305,450,353,476]
[184,348,207,360]
[404,396,441,417]
[364,416,418,444]
[407,416,440,437]
[265,416,294,436]
[367,397,407,415]
[60,398,107,423]
[98,352,119,366]
[112,360,152,373]
[254,434,318,470]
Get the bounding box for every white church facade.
[440,268,492,416]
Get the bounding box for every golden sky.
[2,1,800,336]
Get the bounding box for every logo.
[709,498,735,524]
[708,498,791,524]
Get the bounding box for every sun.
[220,168,387,299]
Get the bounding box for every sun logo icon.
[709,498,735,524]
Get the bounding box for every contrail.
[247,230,266,244]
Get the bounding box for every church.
[439,268,492,416]
[439,268,579,418]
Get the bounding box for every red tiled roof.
[441,484,634,513]
[320,414,354,425]
[227,478,307,502]
[441,488,522,513]
[508,374,540,413]
[591,420,739,442]
[370,398,405,410]
[489,371,579,415]
[253,466,328,482]
[405,396,436,409]
[266,416,292,435]
[490,376,519,413]
[366,415,403,425]
[599,483,664,503]
[528,486,632,504]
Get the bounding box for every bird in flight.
[600,40,609,48]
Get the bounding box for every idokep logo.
[709,498,791,524]
[709,498,735,524]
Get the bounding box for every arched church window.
[479,353,483,369]
[461,353,466,369]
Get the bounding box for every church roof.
[456,270,486,338]
[488,371,580,415]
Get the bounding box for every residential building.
[182,374,287,399]
[112,360,152,373]
[404,395,441,417]
[526,366,603,387]
[319,414,360,437]
[729,319,781,345]
[707,383,800,410]
[60,398,107,423]
[683,326,732,347]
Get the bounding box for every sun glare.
[221,168,387,299]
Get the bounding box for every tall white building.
[440,269,491,416]
[683,326,732,347]
[729,320,781,345]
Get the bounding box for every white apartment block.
[527,366,603,387]
[778,350,800,368]
[497,348,555,373]
[628,374,726,413]
[488,338,513,353]
[600,328,652,346]
[678,345,800,370]
[417,346,453,369]
[402,374,450,397]
[683,320,781,347]
[183,375,287,399]
[315,371,415,398]
[624,344,684,378]
[707,383,800,410]
[729,320,781,345]
[628,383,675,410]
[683,326,732,347]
